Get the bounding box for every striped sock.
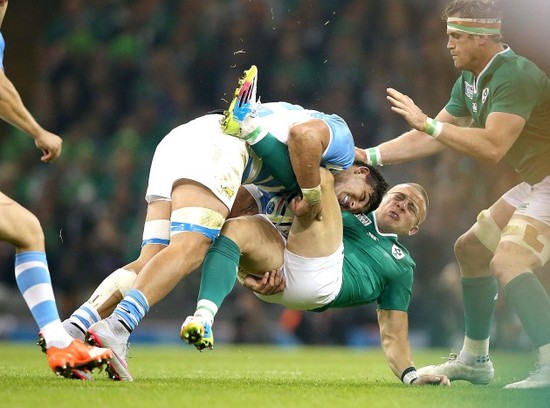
[113,289,150,332]
[68,302,101,332]
[15,251,72,348]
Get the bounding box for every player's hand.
[386,88,428,132]
[34,130,63,162]
[354,146,367,164]
[414,374,451,386]
[243,269,286,295]
[290,195,323,222]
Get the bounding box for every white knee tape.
[501,219,550,265]
[88,268,137,309]
[142,219,171,246]
[170,207,226,240]
[472,209,501,253]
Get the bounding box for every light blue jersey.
[242,101,355,192]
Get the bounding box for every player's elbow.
[480,148,506,164]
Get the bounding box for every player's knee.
[454,228,493,273]
[488,246,531,285]
[219,217,248,247]
[454,231,476,260]
[17,212,45,250]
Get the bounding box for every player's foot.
[46,338,111,379]
[180,316,214,351]
[86,318,133,381]
[38,333,97,380]
[504,363,550,389]
[417,353,494,385]
[221,65,261,139]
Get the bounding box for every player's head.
[333,162,389,214]
[374,183,429,236]
[443,0,503,42]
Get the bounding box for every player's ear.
[407,225,419,236]
[355,166,371,176]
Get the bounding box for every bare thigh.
[222,215,285,273]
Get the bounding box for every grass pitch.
[0,342,548,408]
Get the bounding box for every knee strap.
[472,209,501,253]
[171,207,226,241]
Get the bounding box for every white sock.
[459,336,490,364]
[41,320,74,349]
[538,343,550,365]
[194,299,218,326]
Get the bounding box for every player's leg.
[181,213,284,350]
[62,200,170,341]
[222,66,299,190]
[417,197,512,384]
[0,192,112,378]
[88,183,229,379]
[86,119,249,379]
[496,187,550,389]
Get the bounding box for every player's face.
[446,30,483,73]
[333,166,375,214]
[375,184,427,236]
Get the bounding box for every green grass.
[1,342,549,408]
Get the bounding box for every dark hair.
[361,162,389,212]
[443,0,504,41]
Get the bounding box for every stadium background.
[0,0,549,350]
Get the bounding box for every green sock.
[251,132,299,191]
[462,276,499,340]
[197,236,242,308]
[505,272,550,348]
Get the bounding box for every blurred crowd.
[0,0,547,349]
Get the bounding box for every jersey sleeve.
[444,76,470,118]
[314,113,356,171]
[377,268,414,312]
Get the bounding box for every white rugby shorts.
[502,175,550,226]
[256,242,344,310]
[145,114,250,210]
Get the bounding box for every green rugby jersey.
[445,47,550,185]
[314,211,415,313]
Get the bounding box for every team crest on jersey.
[355,213,372,226]
[391,244,405,260]
[482,88,489,103]
[464,82,474,100]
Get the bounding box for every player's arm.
[356,107,457,166]
[0,69,62,162]
[386,87,524,163]
[377,309,450,386]
[287,118,330,220]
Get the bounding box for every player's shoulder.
[496,50,545,81]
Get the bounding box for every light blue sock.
[113,289,149,332]
[15,251,60,329]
